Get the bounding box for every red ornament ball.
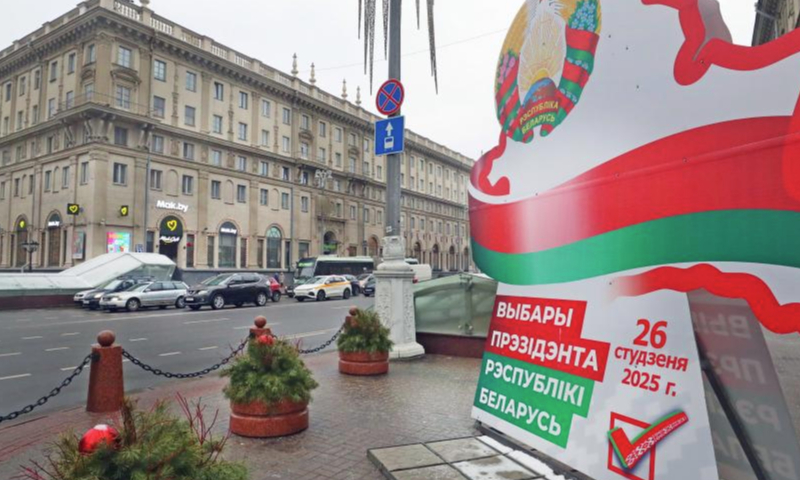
[78,424,119,455]
[257,334,274,346]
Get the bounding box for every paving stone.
[476,436,514,455]
[507,451,566,480]
[370,444,445,471]
[426,437,500,463]
[454,455,540,480]
[393,464,470,480]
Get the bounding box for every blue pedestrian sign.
[375,116,405,156]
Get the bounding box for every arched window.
[218,221,238,268]
[47,212,63,267]
[267,227,282,269]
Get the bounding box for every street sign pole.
[385,0,402,240]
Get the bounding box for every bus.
[289,256,375,296]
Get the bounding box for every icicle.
[427,0,438,93]
[368,0,376,93]
[383,0,390,59]
[416,0,421,28]
[363,0,369,74]
[358,0,363,39]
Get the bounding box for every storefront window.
[267,227,281,269]
[206,236,215,268]
[257,239,265,269]
[240,238,247,269]
[146,231,155,253]
[186,234,195,268]
[218,222,238,269]
[299,242,309,260]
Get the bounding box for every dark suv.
[184,273,271,310]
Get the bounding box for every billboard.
[106,232,131,254]
[470,1,800,479]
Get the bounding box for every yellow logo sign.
[120,206,129,217]
[68,204,80,215]
[18,220,26,229]
[166,219,178,231]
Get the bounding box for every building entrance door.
[158,216,184,264]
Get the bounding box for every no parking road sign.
[376,79,404,116]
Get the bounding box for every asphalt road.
[0,295,374,420]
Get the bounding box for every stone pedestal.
[375,236,424,359]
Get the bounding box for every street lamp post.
[20,240,40,273]
[315,169,332,256]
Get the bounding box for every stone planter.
[339,351,389,376]
[229,399,309,438]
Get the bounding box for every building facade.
[0,0,473,273]
[753,0,799,45]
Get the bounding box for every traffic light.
[120,205,129,217]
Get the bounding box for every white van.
[409,264,432,283]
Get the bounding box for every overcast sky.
[0,0,756,160]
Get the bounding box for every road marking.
[283,328,340,340]
[0,352,22,358]
[0,373,31,381]
[31,310,223,328]
[22,336,43,340]
[183,318,231,325]
[198,346,219,351]
[233,322,281,330]
[15,319,31,323]
[159,351,181,357]
[122,359,129,363]
[45,316,59,320]
[60,366,78,371]
[129,338,148,342]
[60,332,80,337]
[45,347,69,352]
[333,306,356,310]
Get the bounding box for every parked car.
[294,275,352,302]
[362,275,376,297]
[184,273,271,310]
[268,277,283,302]
[343,274,361,296]
[357,273,373,290]
[80,277,153,310]
[100,281,189,312]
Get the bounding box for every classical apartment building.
[0,0,474,273]
[753,0,799,45]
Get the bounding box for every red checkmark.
[609,411,689,470]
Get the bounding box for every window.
[186,234,195,268]
[429,163,434,174]
[301,114,310,130]
[282,107,291,125]
[117,46,132,68]
[185,106,196,126]
[267,227,282,269]
[49,61,58,82]
[364,208,370,223]
[0,181,5,199]
[84,83,94,101]
[33,70,41,90]
[260,188,268,205]
[182,175,193,195]
[150,169,163,190]
[240,238,247,269]
[281,192,290,209]
[378,210,383,224]
[377,165,383,180]
[317,121,328,138]
[239,91,248,109]
[301,196,309,212]
[300,171,309,185]
[211,150,222,166]
[153,59,167,81]
[281,167,290,181]
[318,147,326,163]
[334,179,341,192]
[16,111,23,130]
[363,161,370,176]
[335,153,342,167]
[114,126,128,146]
[212,115,223,134]
[116,85,131,109]
[282,136,290,153]
[335,127,343,143]
[363,138,370,152]
[299,242,310,260]
[183,143,195,160]
[65,91,74,109]
[15,145,23,161]
[238,123,248,141]
[259,161,269,176]
[80,162,89,184]
[349,133,357,146]
[18,77,25,96]
[237,185,247,203]
[350,205,356,220]
[207,236,215,267]
[214,82,224,101]
[261,99,271,117]
[48,98,56,119]
[211,180,221,199]
[300,142,309,160]
[349,156,356,173]
[185,71,197,91]
[14,178,20,197]
[153,96,166,118]
[151,135,164,154]
[86,44,96,64]
[113,163,127,185]
[237,156,247,172]
[261,129,270,146]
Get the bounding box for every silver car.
[100,281,189,312]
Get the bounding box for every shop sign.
[220,222,238,236]
[47,220,61,228]
[156,200,189,213]
[469,2,800,479]
[159,216,184,244]
[72,231,85,260]
[107,232,131,253]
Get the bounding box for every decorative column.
[374,236,424,359]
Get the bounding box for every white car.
[294,275,352,302]
[100,281,189,312]
[73,289,94,305]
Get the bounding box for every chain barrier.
[0,353,95,425]
[295,325,344,355]
[123,337,248,379]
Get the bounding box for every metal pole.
[143,150,150,251]
[385,0,402,239]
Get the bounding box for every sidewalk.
[0,352,482,479]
